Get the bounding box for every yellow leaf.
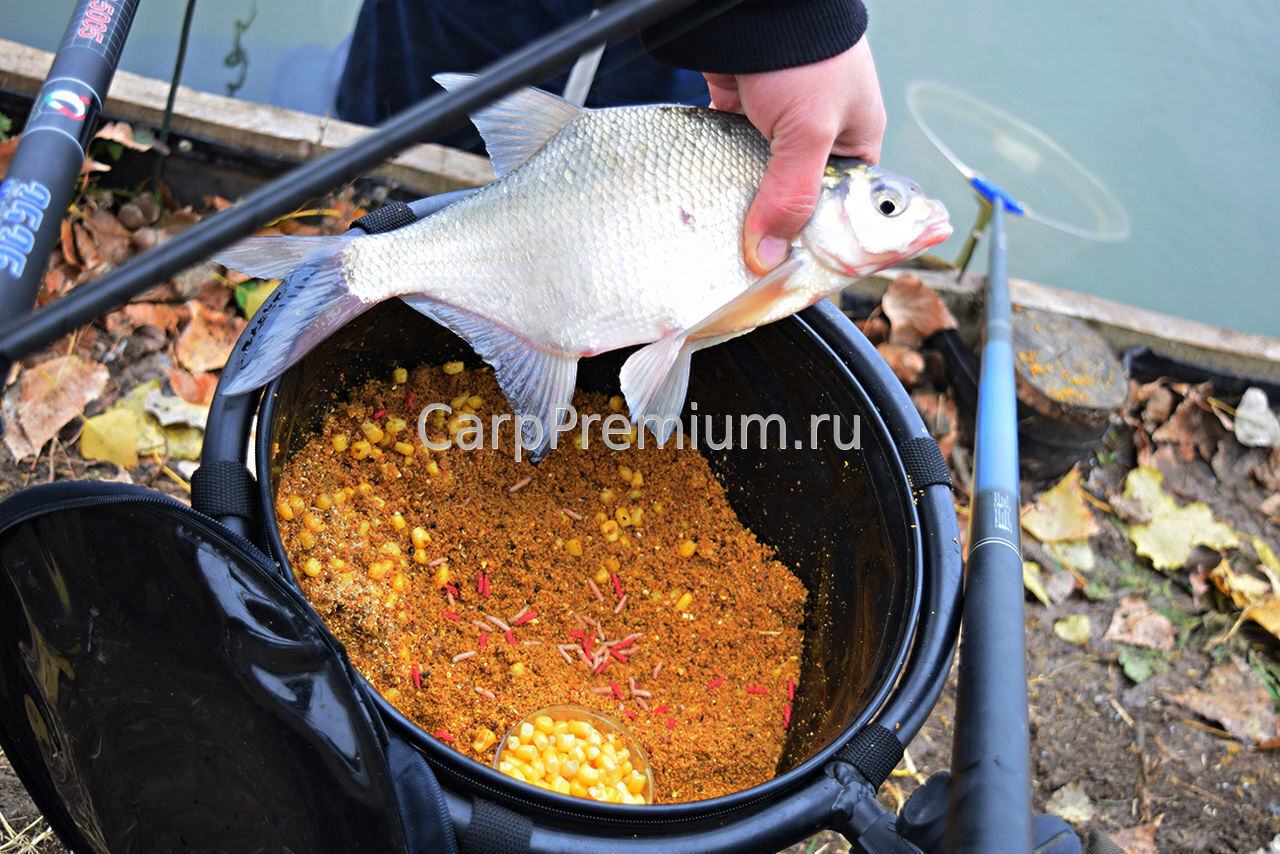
[1023,561,1051,606]
[1121,467,1238,570]
[1246,598,1280,641]
[81,408,139,468]
[1249,536,1280,592]
[1022,469,1101,543]
[243,278,279,317]
[1054,614,1091,645]
[1210,559,1273,609]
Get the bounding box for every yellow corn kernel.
[603,556,620,572]
[572,433,586,450]
[394,441,415,456]
[593,566,610,585]
[472,727,496,753]
[600,520,620,542]
[442,361,465,375]
[303,512,325,532]
[380,542,402,557]
[598,488,615,504]
[425,460,441,476]
[568,720,591,738]
[618,465,633,484]
[303,558,323,577]
[624,770,647,795]
[519,722,535,742]
[569,780,589,799]
[555,732,575,751]
[332,434,349,453]
[532,731,549,753]
[328,557,346,571]
[577,764,601,785]
[511,661,526,677]
[391,512,407,531]
[630,507,644,527]
[408,528,428,550]
[316,493,333,510]
[630,471,644,488]
[391,573,407,592]
[385,416,407,434]
[297,530,317,550]
[608,394,625,412]
[467,395,483,410]
[350,439,372,460]
[651,501,664,515]
[383,592,399,609]
[275,496,296,522]
[678,539,698,558]
[433,564,451,588]
[614,507,632,527]
[368,560,392,580]
[674,591,693,612]
[553,776,572,795]
[288,496,305,515]
[627,489,643,501]
[413,548,428,565]
[368,446,384,460]
[361,421,384,444]
[356,520,371,538]
[534,715,556,734]
[392,366,409,385]
[332,487,350,504]
[566,538,583,557]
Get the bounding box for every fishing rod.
[0,0,710,371]
[0,0,141,325]
[947,194,1034,853]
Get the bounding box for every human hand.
[704,38,886,274]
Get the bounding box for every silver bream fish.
[215,74,952,456]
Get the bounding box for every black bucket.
[224,297,962,849]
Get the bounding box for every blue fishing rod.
[946,192,1034,852]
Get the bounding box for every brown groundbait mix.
[275,362,806,803]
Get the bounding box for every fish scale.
[213,75,951,458]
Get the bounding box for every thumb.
[742,126,833,275]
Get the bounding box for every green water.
[8,0,1279,338]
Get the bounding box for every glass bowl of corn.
[494,705,653,804]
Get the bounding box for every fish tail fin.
[215,236,367,395]
[620,332,694,446]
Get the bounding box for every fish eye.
[872,185,905,217]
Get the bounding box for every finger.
[703,73,741,113]
[742,124,834,274]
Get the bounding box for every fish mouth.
[912,200,953,252]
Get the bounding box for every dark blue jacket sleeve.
[642,0,868,74]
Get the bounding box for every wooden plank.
[851,266,1280,385]
[0,38,493,196]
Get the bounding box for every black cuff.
[642,0,868,75]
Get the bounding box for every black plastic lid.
[0,480,452,853]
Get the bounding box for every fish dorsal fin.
[434,73,583,176]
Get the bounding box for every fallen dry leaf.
[1151,385,1225,461]
[1022,468,1101,543]
[81,407,139,468]
[1118,467,1238,570]
[175,300,245,372]
[10,355,109,458]
[876,342,925,388]
[1044,780,1094,825]
[1210,558,1273,610]
[1168,657,1280,748]
[1102,596,1174,651]
[1054,614,1091,645]
[167,367,219,406]
[1104,815,1163,854]
[881,273,957,348]
[1245,598,1280,642]
[93,121,156,152]
[1023,561,1051,606]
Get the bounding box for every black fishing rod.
[947,195,1034,853]
[0,0,140,325]
[0,0,712,369]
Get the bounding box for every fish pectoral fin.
[619,332,696,446]
[434,73,583,177]
[400,296,577,461]
[682,257,807,340]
